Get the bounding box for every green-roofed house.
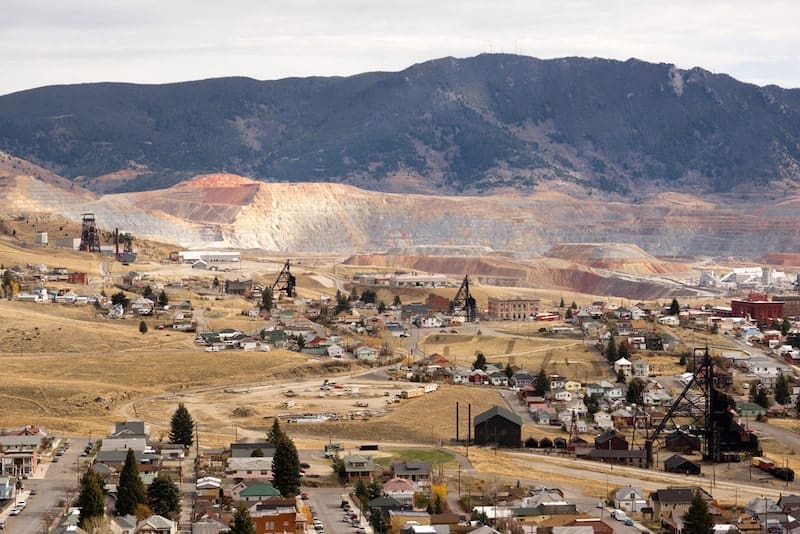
[232,481,282,503]
[474,405,522,448]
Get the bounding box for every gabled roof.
[614,485,645,501]
[240,482,281,497]
[664,455,698,470]
[474,405,522,426]
[369,495,403,508]
[384,477,416,492]
[392,461,433,477]
[651,487,711,505]
[137,514,174,529]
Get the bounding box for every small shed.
[664,454,701,475]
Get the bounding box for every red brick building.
[249,498,303,534]
[487,296,540,320]
[731,293,784,324]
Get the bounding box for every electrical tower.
[79,213,101,253]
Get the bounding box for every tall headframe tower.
[79,213,101,253]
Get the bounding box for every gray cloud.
[2,0,799,95]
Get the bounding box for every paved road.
[305,487,370,534]
[0,437,87,534]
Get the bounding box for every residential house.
[137,515,177,534]
[613,357,632,378]
[392,461,433,489]
[604,384,625,402]
[593,412,613,430]
[0,434,40,477]
[629,305,649,320]
[370,496,406,519]
[565,399,588,418]
[384,477,416,506]
[226,457,274,479]
[325,343,345,358]
[643,388,672,407]
[512,372,535,389]
[131,297,155,315]
[489,372,509,387]
[552,389,573,402]
[610,408,634,428]
[564,380,583,393]
[234,482,282,503]
[549,375,566,390]
[343,454,380,482]
[614,485,648,513]
[110,515,137,534]
[649,487,712,521]
[531,407,556,425]
[632,359,649,378]
[195,476,223,502]
[473,406,522,448]
[355,346,379,362]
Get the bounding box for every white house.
[383,477,416,506]
[629,305,649,320]
[614,486,648,513]
[327,344,345,358]
[613,357,632,378]
[658,315,680,326]
[130,297,155,315]
[593,411,613,430]
[552,389,573,402]
[355,346,378,362]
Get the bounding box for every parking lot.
[304,487,371,534]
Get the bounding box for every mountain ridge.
[2,54,800,195]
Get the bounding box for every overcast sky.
[2,0,798,96]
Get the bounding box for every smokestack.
[456,402,460,442]
[468,404,472,444]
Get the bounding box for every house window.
[266,521,275,530]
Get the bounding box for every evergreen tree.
[367,480,383,501]
[231,504,256,534]
[146,473,181,519]
[754,386,771,409]
[158,289,169,308]
[571,301,577,309]
[377,300,387,313]
[505,363,514,379]
[782,317,792,336]
[626,378,644,404]
[111,291,130,308]
[355,478,369,508]
[682,491,713,534]
[393,295,402,306]
[617,342,630,361]
[267,418,284,445]
[77,468,105,528]
[775,375,791,405]
[534,368,549,396]
[559,297,565,308]
[271,420,301,496]
[565,308,573,320]
[669,298,681,316]
[142,285,154,300]
[616,368,627,384]
[710,322,719,334]
[139,320,148,334]
[115,448,146,516]
[472,352,487,371]
[335,290,351,314]
[169,403,195,447]
[260,287,273,311]
[370,509,388,534]
[605,336,617,362]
